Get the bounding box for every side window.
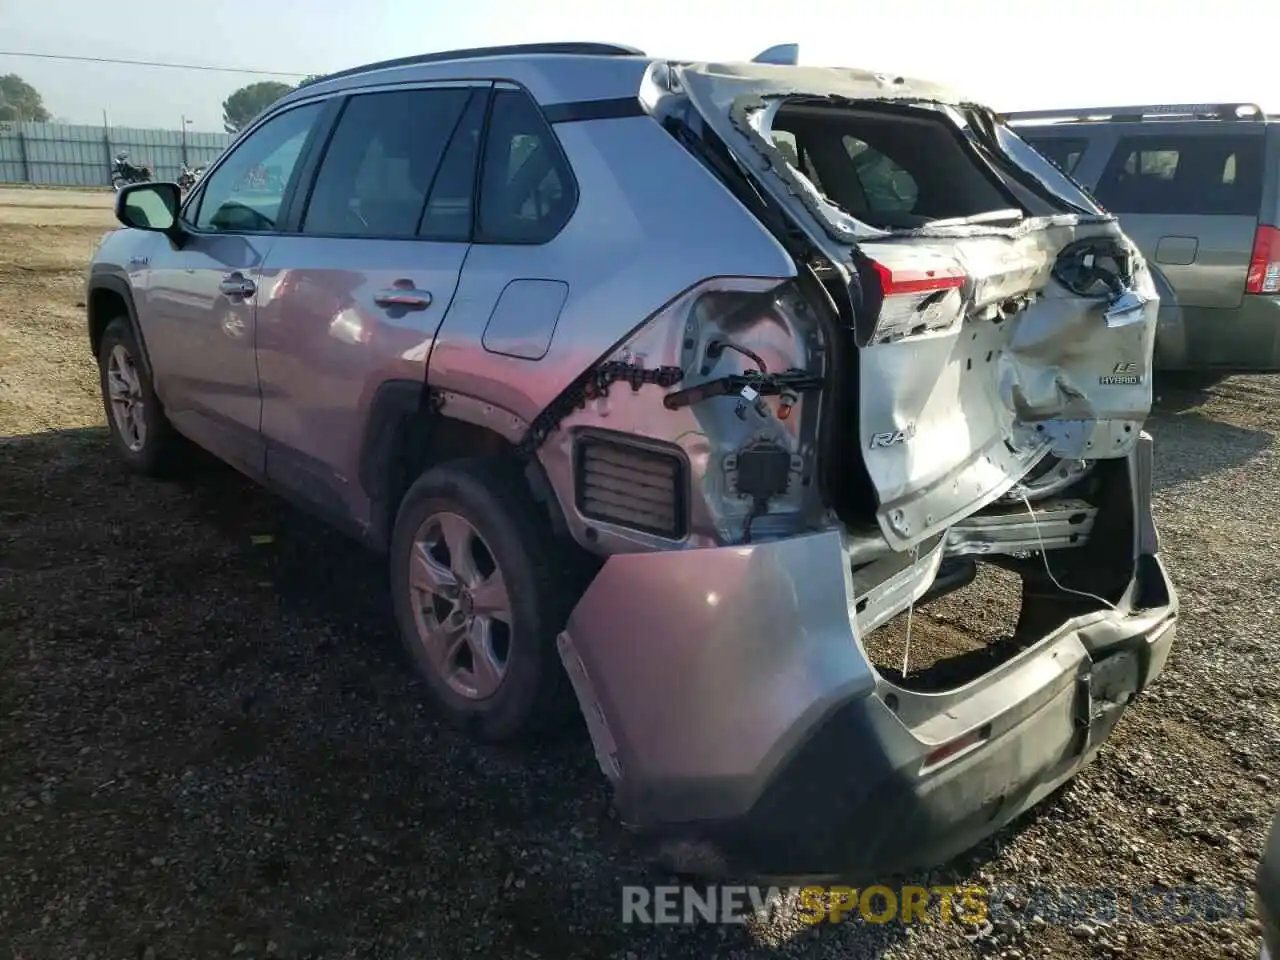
[301,87,473,238]
[192,103,322,233]
[843,135,918,212]
[1092,135,1264,216]
[477,89,576,244]
[1024,137,1087,176]
[420,91,487,241]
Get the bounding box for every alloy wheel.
[106,344,147,452]
[408,512,513,700]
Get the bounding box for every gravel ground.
[0,190,1276,959]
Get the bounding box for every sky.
[1,0,1275,133]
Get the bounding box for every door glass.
[477,88,577,243]
[193,102,322,233]
[420,91,487,241]
[1092,135,1264,215]
[301,88,472,238]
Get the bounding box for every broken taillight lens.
[1246,225,1280,295]
[857,252,967,345]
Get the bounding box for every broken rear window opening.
[769,100,1020,231]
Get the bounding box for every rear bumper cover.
[558,436,1177,880]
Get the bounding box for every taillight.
[1246,224,1280,295]
[870,260,966,296]
[857,252,968,345]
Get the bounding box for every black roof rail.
[1001,102,1267,124]
[312,42,646,85]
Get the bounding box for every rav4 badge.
[870,424,916,449]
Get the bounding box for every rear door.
[254,83,488,526]
[1089,129,1268,366]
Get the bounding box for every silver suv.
[88,41,1177,880]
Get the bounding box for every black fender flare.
[356,380,571,547]
[86,268,156,380]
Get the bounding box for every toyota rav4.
[87,41,1177,881]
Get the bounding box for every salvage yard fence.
[0,120,231,188]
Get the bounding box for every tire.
[97,317,182,475]
[389,458,576,742]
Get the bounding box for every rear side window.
[1092,135,1264,216]
[476,89,576,243]
[1024,137,1087,176]
[419,92,487,241]
[301,87,473,238]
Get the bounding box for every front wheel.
[389,459,576,742]
[97,317,182,475]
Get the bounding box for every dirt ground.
[1,188,1276,959]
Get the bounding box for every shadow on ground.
[1,426,944,958]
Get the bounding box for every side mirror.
[115,182,184,240]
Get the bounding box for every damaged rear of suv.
[551,57,1175,880]
[89,43,1175,883]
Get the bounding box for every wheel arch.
[358,380,571,550]
[87,271,154,378]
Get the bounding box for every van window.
[1092,135,1264,216]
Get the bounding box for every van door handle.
[374,281,432,310]
[219,273,256,298]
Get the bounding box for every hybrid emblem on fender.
[1100,361,1141,385]
[870,424,916,449]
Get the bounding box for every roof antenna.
[751,43,799,65]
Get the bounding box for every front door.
[255,84,488,528]
[141,101,326,473]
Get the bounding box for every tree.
[297,74,327,88]
[0,74,51,123]
[221,81,294,133]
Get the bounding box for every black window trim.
[280,79,496,242]
[178,96,339,239]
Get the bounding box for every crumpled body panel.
[661,63,1160,552]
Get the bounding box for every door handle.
[219,273,256,298]
[374,281,432,310]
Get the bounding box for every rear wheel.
[389,459,576,742]
[97,317,182,475]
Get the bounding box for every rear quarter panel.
[425,112,796,432]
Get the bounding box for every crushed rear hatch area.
[650,61,1160,554]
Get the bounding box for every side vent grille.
[575,437,685,539]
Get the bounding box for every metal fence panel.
[0,120,231,187]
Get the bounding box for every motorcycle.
[176,162,205,193]
[111,153,153,191]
